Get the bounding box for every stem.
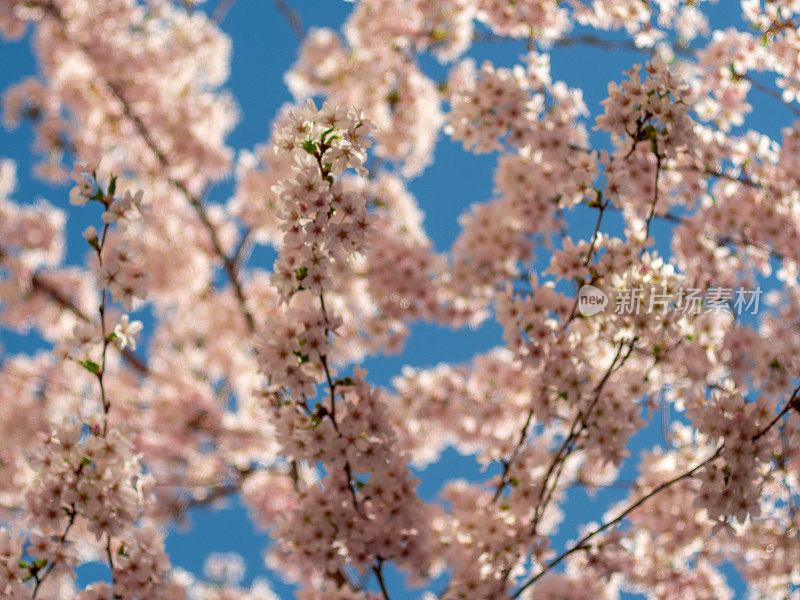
[232,229,254,272]
[583,196,608,267]
[530,338,634,534]
[105,536,117,593]
[492,407,535,502]
[31,507,77,599]
[92,218,114,431]
[643,154,662,243]
[514,385,800,597]
[0,247,148,375]
[40,2,256,333]
[373,559,392,600]
[511,446,723,599]
[211,0,237,23]
[753,387,800,442]
[274,0,304,40]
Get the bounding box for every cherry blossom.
[1,1,800,599]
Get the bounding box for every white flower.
[82,225,98,243]
[69,180,92,206]
[114,315,143,350]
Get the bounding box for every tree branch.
[0,247,149,375]
[511,446,723,599]
[210,0,237,24]
[40,2,257,333]
[274,0,304,40]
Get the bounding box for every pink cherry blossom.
[1,1,800,599]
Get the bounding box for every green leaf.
[79,359,101,375]
[769,358,786,374]
[320,127,336,143]
[301,140,317,155]
[107,175,117,198]
[431,28,447,42]
[586,188,604,208]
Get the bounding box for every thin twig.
[742,73,800,118]
[511,446,723,599]
[40,3,257,333]
[210,0,237,24]
[232,229,254,272]
[103,80,256,331]
[31,506,78,599]
[514,385,800,597]
[0,247,148,375]
[643,154,662,242]
[274,0,304,40]
[753,387,800,442]
[373,559,392,600]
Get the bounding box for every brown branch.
[741,73,800,118]
[274,0,304,40]
[31,505,78,599]
[643,154,662,242]
[232,228,254,272]
[492,407,535,502]
[0,247,149,375]
[713,234,785,262]
[513,384,800,597]
[530,338,636,535]
[372,559,392,600]
[753,387,800,442]
[210,0,237,24]
[667,164,771,190]
[40,2,256,334]
[173,466,256,513]
[511,446,723,599]
[35,273,148,373]
[102,81,256,332]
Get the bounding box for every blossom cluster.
[69,165,150,311]
[0,418,176,600]
[1,1,800,600]
[688,392,777,524]
[596,56,696,158]
[270,368,434,584]
[269,101,374,301]
[446,60,538,153]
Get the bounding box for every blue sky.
[1,0,796,597]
